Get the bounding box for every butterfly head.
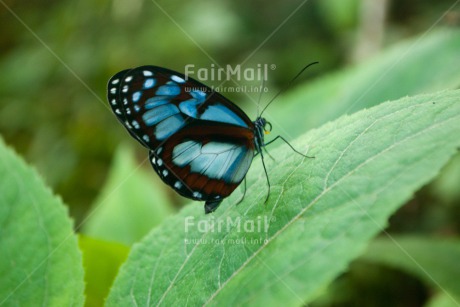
[264,120,272,135]
[254,116,271,131]
[254,117,272,149]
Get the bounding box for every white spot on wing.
[171,75,186,83]
[132,91,142,102]
[143,78,156,89]
[125,76,133,82]
[143,70,153,76]
[110,88,116,94]
[111,79,119,84]
[193,191,202,199]
[174,181,182,189]
[157,159,163,166]
[162,169,168,177]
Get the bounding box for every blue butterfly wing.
[149,127,254,204]
[107,66,253,148]
[107,69,150,146]
[107,66,255,207]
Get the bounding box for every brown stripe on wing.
[159,122,255,200]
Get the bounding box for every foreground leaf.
[0,138,84,306]
[106,90,460,306]
[362,237,460,305]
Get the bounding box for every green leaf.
[271,29,460,137]
[106,90,460,306]
[362,236,460,304]
[82,144,174,245]
[427,292,460,307]
[0,137,84,306]
[79,235,129,307]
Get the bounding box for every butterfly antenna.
[260,61,319,116]
[256,76,266,117]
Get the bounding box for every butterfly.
[107,64,315,214]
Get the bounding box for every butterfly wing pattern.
[107,66,258,213]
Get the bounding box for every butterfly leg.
[259,149,271,204]
[263,147,276,161]
[265,135,314,158]
[204,200,223,214]
[236,177,247,206]
[254,147,274,160]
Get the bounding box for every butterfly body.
[107,66,271,213]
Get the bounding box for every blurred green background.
[2,0,458,221]
[1,0,460,305]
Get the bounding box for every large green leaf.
[82,144,174,245]
[362,237,460,305]
[427,293,460,307]
[106,90,460,306]
[0,138,84,306]
[269,29,460,137]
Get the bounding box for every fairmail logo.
[184,215,271,233]
[184,64,275,82]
